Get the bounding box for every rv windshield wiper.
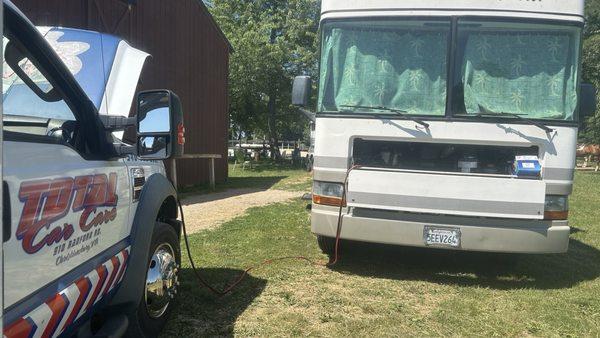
[339,105,430,128]
[456,106,554,133]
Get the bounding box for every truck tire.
[136,222,181,337]
[317,235,336,256]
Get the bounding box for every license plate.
[424,227,461,248]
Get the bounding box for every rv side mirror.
[580,83,597,118]
[136,90,185,160]
[292,75,311,107]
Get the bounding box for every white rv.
[292,0,597,254]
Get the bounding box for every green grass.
[179,160,311,196]
[164,172,600,337]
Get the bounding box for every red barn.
[13,0,232,188]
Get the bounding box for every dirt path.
[181,188,302,233]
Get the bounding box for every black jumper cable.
[176,165,360,295]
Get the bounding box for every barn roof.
[116,0,233,51]
[196,0,234,52]
[116,0,232,51]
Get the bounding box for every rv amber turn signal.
[544,195,569,220]
[313,181,345,206]
[544,210,569,220]
[312,194,345,207]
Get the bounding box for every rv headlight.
[544,195,569,220]
[312,181,345,207]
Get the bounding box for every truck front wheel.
[136,222,181,337]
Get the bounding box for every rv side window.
[454,20,581,121]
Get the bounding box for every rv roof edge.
[321,0,584,21]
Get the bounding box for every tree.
[586,0,600,37]
[583,1,600,144]
[207,0,320,155]
[581,34,600,144]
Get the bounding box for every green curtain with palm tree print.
[318,27,448,115]
[461,31,578,120]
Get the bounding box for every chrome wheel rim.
[145,243,178,318]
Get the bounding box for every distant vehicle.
[293,0,596,255]
[2,1,185,336]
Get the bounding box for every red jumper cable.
[176,164,360,295]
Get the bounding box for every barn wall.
[13,0,230,187]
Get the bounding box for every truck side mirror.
[136,90,185,160]
[292,75,312,107]
[580,83,597,118]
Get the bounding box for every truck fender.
[107,173,177,313]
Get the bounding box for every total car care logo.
[16,173,118,254]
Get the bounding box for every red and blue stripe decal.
[3,247,130,338]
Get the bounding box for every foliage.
[581,34,600,143]
[583,0,600,143]
[234,148,246,163]
[586,0,600,37]
[207,0,320,142]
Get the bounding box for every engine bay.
[352,139,539,176]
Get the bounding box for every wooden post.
[209,158,216,191]
[170,159,177,190]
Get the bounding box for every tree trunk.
[268,88,279,159]
[268,27,279,159]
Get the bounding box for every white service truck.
[2,1,186,336]
[293,0,597,255]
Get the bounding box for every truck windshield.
[318,19,450,116]
[454,20,581,121]
[318,19,582,121]
[2,37,74,121]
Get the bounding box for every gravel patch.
[181,188,302,233]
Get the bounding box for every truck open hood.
[38,27,149,137]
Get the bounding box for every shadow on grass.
[181,187,268,205]
[179,176,287,200]
[229,159,306,173]
[330,239,600,290]
[163,268,266,337]
[225,176,287,189]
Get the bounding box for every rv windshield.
[318,19,450,116]
[454,20,581,121]
[318,19,582,121]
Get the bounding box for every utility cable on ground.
[175,165,359,296]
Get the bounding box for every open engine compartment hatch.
[352,139,539,176]
[346,169,546,219]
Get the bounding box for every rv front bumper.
[311,205,570,254]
